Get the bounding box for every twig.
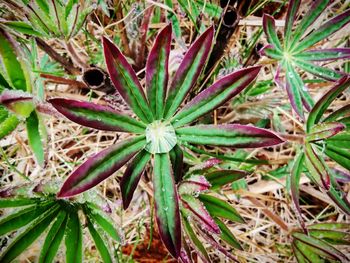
[35,37,81,75]
[40,73,87,88]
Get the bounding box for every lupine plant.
[2,0,95,40]
[179,159,247,262]
[0,182,120,263]
[0,27,47,166]
[291,223,350,262]
[291,77,350,222]
[262,0,350,119]
[49,24,284,258]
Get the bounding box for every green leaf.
[294,59,342,81]
[326,131,350,149]
[289,0,328,48]
[87,217,113,263]
[325,144,350,170]
[0,106,19,140]
[214,217,243,250]
[0,201,55,236]
[85,204,121,242]
[3,21,42,36]
[307,77,350,131]
[0,28,28,91]
[120,150,151,209]
[0,197,39,208]
[285,62,304,119]
[293,9,350,53]
[0,204,60,263]
[39,209,68,263]
[169,144,183,182]
[164,0,182,39]
[205,169,248,189]
[309,229,350,245]
[26,110,45,166]
[153,153,181,258]
[284,0,301,48]
[65,212,83,263]
[262,14,282,51]
[198,194,244,223]
[290,151,305,226]
[307,122,345,142]
[182,212,210,262]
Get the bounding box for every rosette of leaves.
[49,24,284,258]
[290,77,350,221]
[262,0,350,120]
[0,183,121,263]
[178,163,248,262]
[0,27,46,166]
[2,0,95,40]
[292,222,350,262]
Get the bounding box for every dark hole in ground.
[83,68,104,87]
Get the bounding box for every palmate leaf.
[262,14,282,51]
[102,37,153,123]
[205,169,248,189]
[50,98,146,133]
[172,66,261,128]
[57,136,146,198]
[0,204,60,263]
[306,122,345,142]
[163,26,214,119]
[153,153,181,258]
[120,150,151,209]
[3,21,42,36]
[177,124,284,148]
[39,209,67,263]
[146,24,171,120]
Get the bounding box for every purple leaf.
[57,136,146,198]
[307,76,350,131]
[172,66,261,128]
[49,98,146,133]
[164,26,214,119]
[102,37,153,123]
[295,48,350,61]
[153,153,181,258]
[177,124,285,148]
[146,24,171,119]
[120,150,151,209]
[181,194,220,234]
[262,14,282,51]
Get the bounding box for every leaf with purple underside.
[198,194,244,223]
[169,144,183,182]
[181,194,220,234]
[172,66,261,128]
[49,98,145,133]
[120,150,151,209]
[177,124,284,148]
[295,48,350,61]
[289,0,329,48]
[164,26,214,119]
[284,0,301,47]
[205,169,248,190]
[304,142,330,189]
[307,76,350,131]
[102,37,153,123]
[331,169,350,184]
[0,89,34,118]
[178,175,211,195]
[293,9,350,53]
[146,24,171,120]
[198,228,239,262]
[262,14,282,51]
[306,122,345,142]
[292,232,349,262]
[57,136,146,198]
[294,59,343,81]
[153,153,181,258]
